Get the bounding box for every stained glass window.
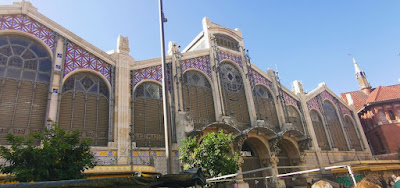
[254,85,279,130]
[0,34,52,144]
[59,72,109,146]
[322,101,348,151]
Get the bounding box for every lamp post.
[158,0,173,174]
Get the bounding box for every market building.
[1,1,398,187]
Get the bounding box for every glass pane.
[24,59,38,70]
[0,46,12,57]
[12,45,25,55]
[0,66,4,77]
[88,83,98,93]
[37,73,50,82]
[0,54,7,66]
[6,68,21,79]
[9,37,30,46]
[21,49,36,59]
[38,58,52,72]
[29,43,48,58]
[0,38,8,47]
[22,70,36,81]
[8,56,23,68]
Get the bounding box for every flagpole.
[158,0,173,174]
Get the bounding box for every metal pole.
[159,0,173,174]
[347,165,357,186]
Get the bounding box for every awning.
[331,164,400,173]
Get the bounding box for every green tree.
[0,124,97,182]
[179,130,240,179]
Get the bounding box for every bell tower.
[353,58,372,94]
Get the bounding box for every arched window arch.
[343,116,362,151]
[219,62,250,129]
[214,34,239,51]
[322,100,348,151]
[59,72,109,146]
[182,70,215,129]
[0,34,52,144]
[132,82,164,147]
[310,110,330,150]
[254,85,279,130]
[287,105,304,133]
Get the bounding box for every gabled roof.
[341,84,400,111]
[341,91,369,111]
[366,84,400,103]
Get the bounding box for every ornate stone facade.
[0,2,373,184]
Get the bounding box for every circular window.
[219,62,243,93]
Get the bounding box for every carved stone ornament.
[187,130,203,141]
[298,137,312,152]
[117,35,130,53]
[269,137,282,157]
[269,156,279,166]
[222,116,238,127]
[233,134,248,151]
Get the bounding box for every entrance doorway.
[241,140,267,188]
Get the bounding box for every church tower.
[353,58,372,94]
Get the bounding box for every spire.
[353,58,361,73]
[353,58,371,94]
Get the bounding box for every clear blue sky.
[1,0,399,95]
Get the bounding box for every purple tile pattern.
[320,90,335,103]
[64,42,112,82]
[249,68,273,91]
[340,103,352,116]
[133,65,162,86]
[283,92,298,108]
[218,51,243,69]
[307,97,320,111]
[181,55,212,79]
[0,15,55,50]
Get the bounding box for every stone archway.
[240,137,270,188]
[274,138,301,188]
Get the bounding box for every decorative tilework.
[249,68,273,91]
[64,42,112,82]
[307,97,320,111]
[283,92,298,108]
[0,15,55,50]
[133,65,162,86]
[320,90,335,103]
[218,51,243,69]
[181,55,212,79]
[340,103,352,116]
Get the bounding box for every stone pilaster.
[114,35,135,164]
[239,47,257,127]
[48,36,64,122]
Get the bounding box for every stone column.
[269,138,281,188]
[48,36,64,122]
[346,94,371,155]
[239,46,257,126]
[292,81,323,166]
[268,69,286,128]
[114,35,135,164]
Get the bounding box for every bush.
[179,130,240,179]
[0,124,97,182]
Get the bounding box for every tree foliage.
[0,124,97,182]
[179,130,240,178]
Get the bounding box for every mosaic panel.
[132,65,162,87]
[0,15,55,50]
[307,97,320,111]
[94,150,117,165]
[340,103,352,116]
[218,51,243,69]
[181,55,212,79]
[131,151,179,174]
[64,42,112,82]
[249,68,273,91]
[283,92,298,108]
[320,90,335,103]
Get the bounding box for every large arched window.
[254,85,279,130]
[322,101,348,151]
[59,72,109,146]
[310,110,330,150]
[287,105,304,133]
[182,71,215,129]
[219,62,250,129]
[132,82,164,147]
[343,116,362,151]
[0,34,52,144]
[214,34,239,51]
